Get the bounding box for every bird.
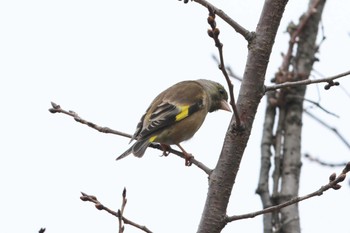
[117,79,231,166]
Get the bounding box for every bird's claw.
[185,154,194,166]
[160,144,171,157]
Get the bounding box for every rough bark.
[196,0,289,232]
[257,0,326,232]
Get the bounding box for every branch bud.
[207,29,214,38]
[332,184,341,190]
[329,173,336,182]
[213,28,220,36]
[207,16,215,25]
[95,203,103,210]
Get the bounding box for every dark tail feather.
[132,138,151,158]
[116,145,133,160]
[116,138,151,160]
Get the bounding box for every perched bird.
[117,79,231,166]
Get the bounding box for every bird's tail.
[116,138,151,160]
[116,145,133,160]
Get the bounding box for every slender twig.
[49,102,212,175]
[118,188,127,233]
[304,110,350,150]
[265,70,350,92]
[313,69,350,99]
[286,95,339,118]
[207,8,241,127]
[304,153,348,167]
[192,0,253,41]
[49,102,132,138]
[211,55,243,82]
[80,192,153,233]
[226,162,350,222]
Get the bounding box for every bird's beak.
[220,100,232,112]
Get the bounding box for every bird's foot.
[184,153,194,166]
[160,144,171,157]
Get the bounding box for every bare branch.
[285,94,340,118]
[211,55,243,82]
[118,188,128,233]
[304,153,348,167]
[80,192,153,233]
[226,162,350,222]
[304,110,350,150]
[49,102,132,138]
[265,70,350,92]
[191,0,253,41]
[256,92,276,231]
[49,102,212,175]
[207,8,241,127]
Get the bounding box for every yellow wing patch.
[149,135,157,142]
[175,105,190,122]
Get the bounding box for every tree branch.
[206,8,241,127]
[197,0,290,232]
[80,191,153,233]
[49,102,212,175]
[49,102,132,138]
[256,92,276,231]
[191,0,253,41]
[304,153,349,168]
[304,110,350,150]
[227,162,350,222]
[118,188,128,233]
[265,70,350,92]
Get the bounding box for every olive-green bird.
[117,79,231,166]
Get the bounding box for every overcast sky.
[1,0,349,233]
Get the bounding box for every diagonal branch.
[304,110,350,150]
[80,191,153,233]
[49,102,212,175]
[304,153,348,168]
[207,8,241,127]
[49,102,132,138]
[265,70,350,92]
[227,162,350,222]
[192,0,253,41]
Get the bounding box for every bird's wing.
[138,99,204,140]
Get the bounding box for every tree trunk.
[196,0,289,232]
[257,0,326,232]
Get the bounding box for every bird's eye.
[219,88,225,95]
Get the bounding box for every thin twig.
[80,192,153,233]
[304,153,348,167]
[313,69,350,99]
[49,102,132,138]
[226,162,350,222]
[286,95,339,118]
[211,55,243,82]
[192,0,253,41]
[49,102,212,175]
[265,70,350,92]
[118,188,127,233]
[304,110,350,150]
[207,8,241,127]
